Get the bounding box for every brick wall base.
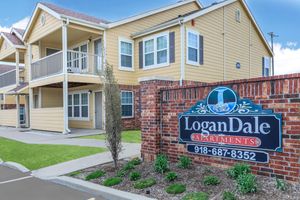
[140,74,300,182]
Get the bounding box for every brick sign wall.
[140,74,300,182]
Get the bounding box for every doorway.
[94,92,103,129]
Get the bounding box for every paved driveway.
[0,166,104,200]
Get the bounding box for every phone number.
[187,145,269,163]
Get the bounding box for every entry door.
[94,39,102,72]
[95,92,103,129]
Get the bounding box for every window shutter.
[139,41,143,69]
[169,32,175,63]
[199,35,204,65]
[262,57,265,76]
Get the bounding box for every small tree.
[103,64,122,169]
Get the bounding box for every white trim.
[118,37,134,71]
[138,76,174,82]
[108,0,202,28]
[120,90,134,119]
[186,28,200,66]
[143,31,169,70]
[180,22,185,86]
[11,28,23,41]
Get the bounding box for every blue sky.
[0,0,299,74]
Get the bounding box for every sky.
[0,0,299,75]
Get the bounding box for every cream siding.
[0,109,17,126]
[106,1,200,85]
[27,10,62,44]
[184,1,272,83]
[0,40,15,60]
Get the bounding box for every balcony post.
[28,44,32,81]
[28,44,33,129]
[16,50,20,86]
[16,95,20,128]
[62,22,69,134]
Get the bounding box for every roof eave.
[107,0,201,28]
[60,15,108,30]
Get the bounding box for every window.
[187,31,199,64]
[263,56,271,77]
[46,48,60,56]
[121,91,134,118]
[235,9,241,22]
[0,94,3,101]
[68,92,89,119]
[143,32,169,69]
[67,43,88,73]
[119,38,133,70]
[33,94,39,108]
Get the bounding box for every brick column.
[140,79,176,161]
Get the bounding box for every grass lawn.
[0,137,106,170]
[80,130,141,143]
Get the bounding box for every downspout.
[223,7,226,81]
[179,18,185,86]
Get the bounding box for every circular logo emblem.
[207,87,237,115]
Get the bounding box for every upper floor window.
[143,32,169,69]
[263,56,271,77]
[187,29,204,66]
[121,91,134,118]
[235,9,241,23]
[119,38,133,70]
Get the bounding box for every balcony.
[0,70,16,88]
[31,50,103,81]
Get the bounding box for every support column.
[28,44,33,129]
[62,23,69,134]
[16,95,20,128]
[25,95,29,128]
[16,50,20,86]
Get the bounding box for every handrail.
[0,69,16,77]
[32,50,63,64]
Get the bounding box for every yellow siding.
[184,1,272,83]
[106,1,200,85]
[30,107,64,132]
[0,109,17,127]
[41,87,63,107]
[0,40,15,60]
[27,10,62,44]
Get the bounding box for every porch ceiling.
[39,26,102,47]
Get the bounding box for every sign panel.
[179,87,282,162]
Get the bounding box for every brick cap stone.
[138,76,174,82]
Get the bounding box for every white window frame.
[263,56,271,77]
[186,28,200,66]
[119,37,134,71]
[68,91,90,121]
[121,90,134,119]
[143,31,169,70]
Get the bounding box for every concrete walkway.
[0,127,141,179]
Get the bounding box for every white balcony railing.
[31,50,103,81]
[0,69,16,88]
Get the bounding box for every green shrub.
[69,171,81,177]
[227,164,251,179]
[103,177,122,187]
[134,178,156,189]
[129,157,142,165]
[129,171,141,181]
[85,170,105,180]
[177,156,192,169]
[237,174,257,194]
[123,162,135,171]
[116,169,127,177]
[166,183,186,194]
[276,178,287,191]
[203,175,221,186]
[154,154,169,174]
[165,172,178,182]
[182,192,209,200]
[222,191,236,200]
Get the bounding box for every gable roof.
[0,32,25,49]
[11,28,25,40]
[107,0,202,28]
[133,0,273,56]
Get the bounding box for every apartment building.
[0,0,273,133]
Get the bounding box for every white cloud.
[0,16,29,33]
[274,43,300,75]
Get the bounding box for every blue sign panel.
[179,87,282,163]
[187,144,269,163]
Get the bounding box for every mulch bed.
[70,159,300,200]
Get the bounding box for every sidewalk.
[0,127,141,179]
